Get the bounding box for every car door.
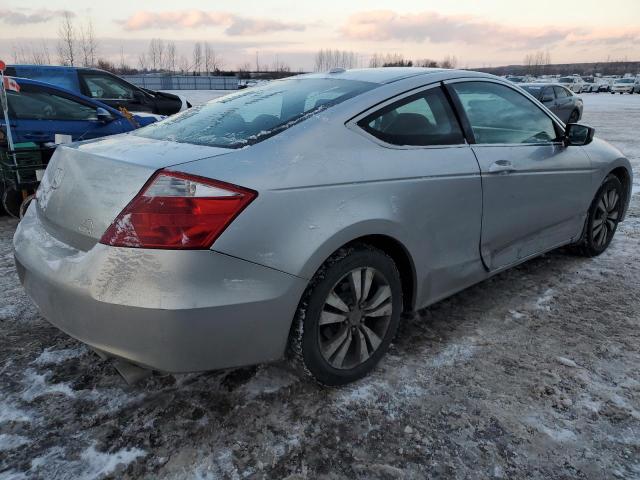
[352,84,484,303]
[6,83,129,143]
[553,86,574,123]
[446,79,593,272]
[78,70,153,113]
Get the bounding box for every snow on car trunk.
[34,134,233,251]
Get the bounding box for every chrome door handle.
[488,160,515,174]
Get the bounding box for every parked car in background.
[0,77,158,144]
[556,76,585,93]
[581,77,598,93]
[520,83,583,123]
[14,69,632,386]
[611,78,637,94]
[5,65,190,115]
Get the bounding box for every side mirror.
[564,123,595,146]
[95,107,114,123]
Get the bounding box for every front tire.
[571,175,623,257]
[288,245,403,386]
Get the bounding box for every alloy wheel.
[592,187,620,248]
[318,267,393,370]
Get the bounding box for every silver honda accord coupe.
[14,68,632,385]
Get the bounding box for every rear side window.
[7,86,98,121]
[554,87,570,98]
[80,72,135,100]
[358,88,464,146]
[451,81,558,144]
[135,78,376,148]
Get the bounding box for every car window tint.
[135,78,376,148]
[81,73,135,99]
[358,88,464,146]
[554,87,570,98]
[451,82,557,144]
[7,87,98,121]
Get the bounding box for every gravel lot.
[0,93,639,480]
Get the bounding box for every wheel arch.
[608,165,632,220]
[299,226,418,313]
[344,234,417,313]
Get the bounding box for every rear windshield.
[558,77,573,83]
[134,78,376,148]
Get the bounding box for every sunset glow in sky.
[1,0,639,69]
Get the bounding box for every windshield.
[558,77,573,83]
[615,79,634,84]
[134,78,376,148]
[507,77,524,83]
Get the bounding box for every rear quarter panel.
[174,112,485,310]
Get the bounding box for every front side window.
[7,86,98,121]
[81,73,135,99]
[135,78,376,148]
[451,82,558,144]
[358,88,464,146]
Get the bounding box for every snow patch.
[524,416,577,442]
[0,402,31,424]
[534,288,555,311]
[29,444,146,479]
[239,366,298,399]
[33,346,86,366]
[430,343,477,368]
[0,434,29,451]
[21,369,76,402]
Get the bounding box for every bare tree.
[315,49,358,71]
[166,41,177,73]
[148,38,165,71]
[204,43,223,73]
[79,19,98,67]
[30,41,51,65]
[440,55,458,69]
[414,58,438,67]
[57,11,76,66]
[178,55,190,74]
[368,52,412,68]
[138,52,148,72]
[192,42,202,74]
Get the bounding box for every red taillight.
[100,171,257,249]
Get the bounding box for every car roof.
[299,67,453,85]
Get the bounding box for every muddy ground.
[0,94,639,480]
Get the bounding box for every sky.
[1,0,639,70]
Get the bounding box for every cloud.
[340,10,581,49]
[0,8,73,25]
[122,10,306,35]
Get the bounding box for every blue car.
[0,77,159,145]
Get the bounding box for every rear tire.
[570,175,623,257]
[288,245,403,386]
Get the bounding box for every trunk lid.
[35,134,232,251]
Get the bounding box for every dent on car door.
[447,80,592,272]
[355,85,484,304]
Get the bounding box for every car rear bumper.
[13,206,307,372]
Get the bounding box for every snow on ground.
[0,93,639,479]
